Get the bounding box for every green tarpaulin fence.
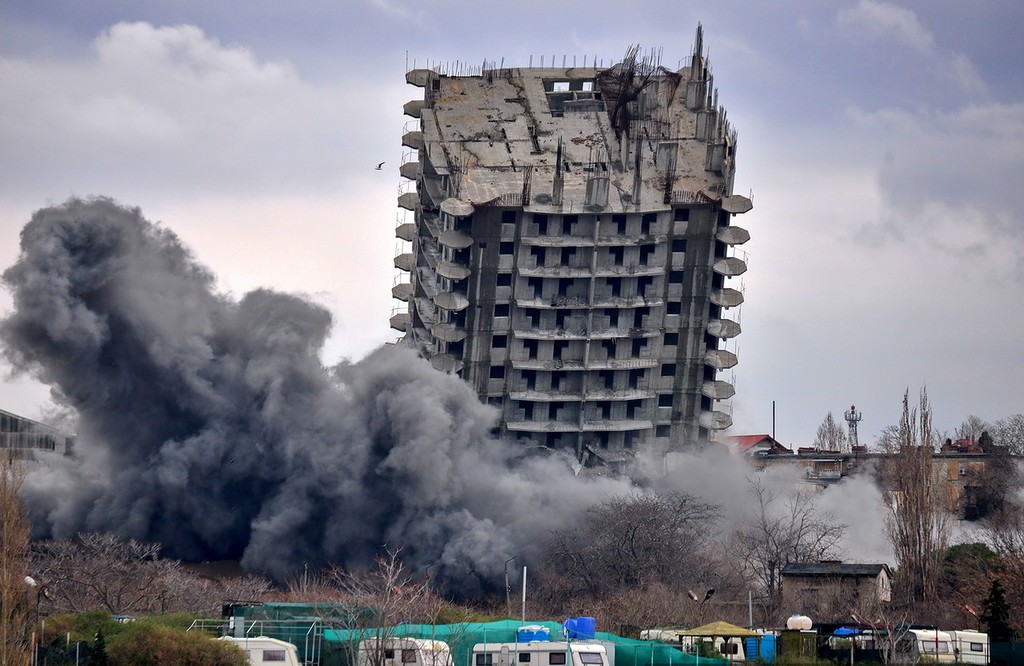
[323,620,727,666]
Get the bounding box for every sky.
[1,0,1022,448]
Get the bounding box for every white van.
[472,642,610,666]
[948,630,990,665]
[218,636,301,666]
[358,637,455,666]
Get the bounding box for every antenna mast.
[844,404,862,451]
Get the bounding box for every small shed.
[678,622,760,660]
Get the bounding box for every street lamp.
[503,556,517,611]
[25,576,45,666]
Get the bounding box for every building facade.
[392,29,752,466]
[1,408,73,461]
[780,562,892,620]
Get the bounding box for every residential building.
[0,407,73,461]
[780,562,892,620]
[392,28,752,466]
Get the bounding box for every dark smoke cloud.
[2,198,632,592]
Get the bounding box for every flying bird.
[375,161,386,170]
[702,588,715,603]
[687,590,699,602]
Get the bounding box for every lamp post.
[503,557,517,613]
[25,576,43,666]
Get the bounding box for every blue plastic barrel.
[563,617,597,640]
[518,626,550,642]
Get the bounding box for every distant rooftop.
[781,562,891,577]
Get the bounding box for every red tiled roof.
[723,434,791,454]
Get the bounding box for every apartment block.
[391,29,752,467]
[1,407,73,461]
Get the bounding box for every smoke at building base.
[1,197,635,593]
[2,198,894,594]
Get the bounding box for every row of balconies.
[509,357,660,371]
[504,418,654,433]
[507,386,655,401]
[518,233,669,247]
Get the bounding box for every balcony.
[393,253,414,272]
[508,388,585,401]
[701,380,735,400]
[389,312,410,332]
[402,130,424,150]
[403,99,425,118]
[707,318,741,339]
[704,349,738,370]
[395,222,416,242]
[710,287,744,308]
[440,198,474,218]
[391,283,413,302]
[434,291,469,312]
[405,69,433,87]
[582,419,653,432]
[399,161,420,180]
[700,410,732,430]
[429,353,463,374]
[505,420,583,433]
[517,265,595,279]
[716,226,750,245]
[398,192,418,211]
[713,257,747,277]
[438,229,473,249]
[437,260,471,281]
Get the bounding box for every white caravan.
[358,637,455,666]
[639,629,745,661]
[472,642,610,666]
[218,636,301,666]
[905,629,955,663]
[948,630,990,665]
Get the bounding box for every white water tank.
[787,615,813,630]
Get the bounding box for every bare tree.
[1,454,32,666]
[814,412,848,452]
[875,423,902,453]
[325,548,449,666]
[991,413,1024,454]
[882,389,951,605]
[954,415,991,444]
[735,476,846,609]
[31,533,177,614]
[539,491,721,599]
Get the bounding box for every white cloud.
[837,1,984,95]
[839,0,935,54]
[846,101,1024,272]
[0,21,386,198]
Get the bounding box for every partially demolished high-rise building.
[391,28,752,467]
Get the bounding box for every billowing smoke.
[2,198,900,595]
[2,198,633,592]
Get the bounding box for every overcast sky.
[1,0,1022,447]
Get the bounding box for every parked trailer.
[638,628,747,661]
[948,630,990,665]
[472,642,610,666]
[358,637,455,666]
[905,629,956,663]
[218,636,302,666]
